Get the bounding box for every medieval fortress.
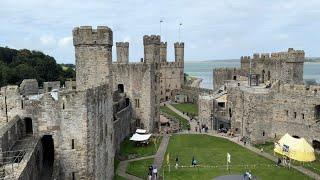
[0,26,184,179]
[0,24,319,180]
[199,48,320,145]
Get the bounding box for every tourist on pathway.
[152,166,158,179]
[175,156,179,169]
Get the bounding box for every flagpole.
[178,22,182,42]
[160,19,163,37]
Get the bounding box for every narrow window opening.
[294,112,297,118]
[71,139,75,149]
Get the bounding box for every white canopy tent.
[136,129,147,134]
[130,133,152,142]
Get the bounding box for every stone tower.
[73,26,113,90]
[143,35,161,64]
[116,42,129,63]
[160,42,167,62]
[174,42,185,85]
[282,48,305,84]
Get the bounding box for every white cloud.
[40,35,55,45]
[58,36,72,48]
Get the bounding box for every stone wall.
[113,103,133,152]
[180,85,213,104]
[43,81,60,92]
[73,26,113,91]
[0,86,23,125]
[116,42,129,64]
[213,68,247,90]
[198,95,214,129]
[112,63,157,132]
[20,79,39,95]
[240,48,305,85]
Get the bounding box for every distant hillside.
[0,46,75,87]
[305,57,320,62]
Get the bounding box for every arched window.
[118,84,124,93]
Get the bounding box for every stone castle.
[0,26,184,179]
[199,48,320,146]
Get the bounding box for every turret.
[174,42,184,66]
[143,35,161,64]
[116,42,129,63]
[73,26,113,91]
[160,42,167,62]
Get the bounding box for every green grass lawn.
[160,106,190,130]
[126,158,154,179]
[172,103,198,116]
[119,136,162,158]
[255,142,320,175]
[163,134,310,180]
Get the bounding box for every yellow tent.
[274,133,316,162]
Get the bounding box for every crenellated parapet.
[143,35,161,45]
[116,42,129,47]
[174,42,184,48]
[143,35,161,63]
[73,26,113,46]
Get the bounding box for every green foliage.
[126,158,154,179]
[172,103,198,116]
[0,46,75,87]
[119,136,162,158]
[160,106,190,130]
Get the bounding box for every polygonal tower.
[174,42,185,85]
[174,42,184,66]
[73,26,113,90]
[143,35,161,64]
[160,42,167,62]
[116,42,129,63]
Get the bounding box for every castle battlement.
[240,56,251,63]
[116,42,129,47]
[160,42,167,47]
[73,26,113,46]
[143,35,161,45]
[174,42,184,48]
[278,84,320,97]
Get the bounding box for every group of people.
[276,157,291,168]
[148,165,158,180]
[195,122,209,133]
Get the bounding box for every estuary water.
[185,60,320,89]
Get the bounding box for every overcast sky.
[1,0,320,63]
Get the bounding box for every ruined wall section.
[0,86,23,125]
[20,79,39,95]
[73,26,113,91]
[213,68,247,90]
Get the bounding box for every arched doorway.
[24,118,33,134]
[40,135,54,178]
